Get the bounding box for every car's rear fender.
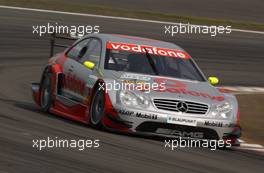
[31,64,63,106]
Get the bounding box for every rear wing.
[50,33,79,57]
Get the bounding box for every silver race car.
[32,33,241,145]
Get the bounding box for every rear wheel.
[40,72,52,112]
[90,89,105,128]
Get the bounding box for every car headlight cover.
[119,90,149,108]
[211,101,232,119]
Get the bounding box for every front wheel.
[40,72,52,112]
[90,89,105,128]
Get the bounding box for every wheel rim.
[91,92,105,125]
[41,77,50,108]
[41,86,49,108]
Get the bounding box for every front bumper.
[111,105,241,141]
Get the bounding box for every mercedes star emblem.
[176,101,188,113]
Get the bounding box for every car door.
[62,37,102,104]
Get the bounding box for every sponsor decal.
[204,121,223,127]
[167,116,197,126]
[117,109,134,116]
[156,128,204,138]
[63,73,86,96]
[117,109,157,120]
[135,112,158,120]
[120,80,145,85]
[204,121,235,128]
[107,42,190,59]
[154,78,187,88]
[120,73,151,81]
[154,78,225,101]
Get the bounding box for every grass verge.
[0,0,264,31]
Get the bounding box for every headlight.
[210,101,232,119]
[119,90,150,108]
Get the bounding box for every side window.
[78,39,101,64]
[66,39,90,60]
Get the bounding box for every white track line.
[236,147,264,153]
[240,143,263,148]
[218,86,264,93]
[238,139,245,143]
[0,5,264,35]
[235,139,264,153]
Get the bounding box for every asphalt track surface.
[62,0,264,23]
[0,7,264,173]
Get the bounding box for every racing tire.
[40,72,52,112]
[90,89,105,128]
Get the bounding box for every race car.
[31,33,241,145]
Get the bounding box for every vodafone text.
[107,42,190,59]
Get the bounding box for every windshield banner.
[106,42,190,59]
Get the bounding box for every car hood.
[104,70,226,105]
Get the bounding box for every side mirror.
[208,76,219,85]
[83,61,95,70]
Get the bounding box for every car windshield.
[104,49,205,82]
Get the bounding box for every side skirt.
[50,94,88,124]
